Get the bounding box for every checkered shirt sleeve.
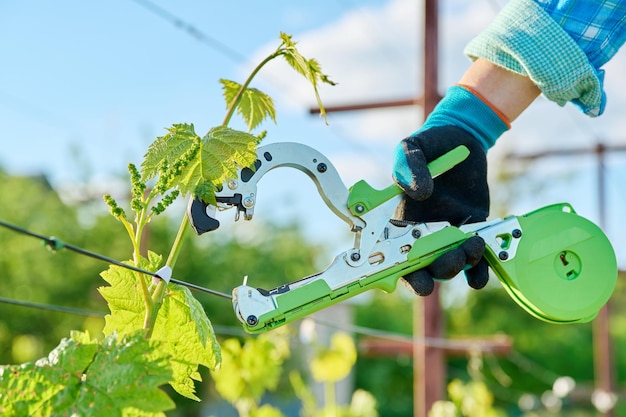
[465,0,625,117]
[535,0,626,68]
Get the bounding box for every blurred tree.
[0,170,322,342]
[0,170,129,363]
[353,291,414,417]
[0,170,325,416]
[3,169,623,416]
[446,275,626,415]
[353,273,626,416]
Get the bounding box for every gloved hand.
[392,85,510,296]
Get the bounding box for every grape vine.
[0,32,334,416]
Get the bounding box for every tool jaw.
[232,285,277,328]
[187,142,366,235]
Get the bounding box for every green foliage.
[221,32,334,129]
[429,379,505,417]
[221,79,276,132]
[293,377,379,417]
[98,252,221,400]
[345,390,379,417]
[276,32,335,123]
[141,124,261,204]
[354,280,626,416]
[155,221,323,333]
[293,330,377,417]
[250,404,287,417]
[211,331,290,417]
[210,328,377,417]
[0,173,129,363]
[140,123,199,183]
[0,176,325,417]
[0,331,174,417]
[444,280,626,415]
[311,333,357,383]
[353,292,413,417]
[446,286,594,394]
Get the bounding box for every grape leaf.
[221,79,276,132]
[140,123,259,204]
[176,125,260,202]
[0,331,174,417]
[277,32,335,123]
[98,252,221,401]
[141,123,200,182]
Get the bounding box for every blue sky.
[0,0,391,182]
[1,0,625,274]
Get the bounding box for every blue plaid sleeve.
[465,0,625,117]
[534,0,626,69]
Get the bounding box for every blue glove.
[392,85,509,295]
[394,85,508,193]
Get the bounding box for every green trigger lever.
[347,145,470,216]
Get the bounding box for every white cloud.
[252,0,419,128]
[255,0,626,152]
[251,0,505,146]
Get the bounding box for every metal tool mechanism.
[188,142,618,334]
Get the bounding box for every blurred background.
[1,0,625,416]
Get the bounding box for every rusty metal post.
[414,1,444,416]
[593,143,615,417]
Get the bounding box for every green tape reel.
[486,203,617,323]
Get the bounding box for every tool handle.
[348,145,470,216]
[426,144,470,179]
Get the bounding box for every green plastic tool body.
[235,226,470,333]
[482,203,617,323]
[236,203,617,333]
[219,142,617,333]
[347,144,470,216]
